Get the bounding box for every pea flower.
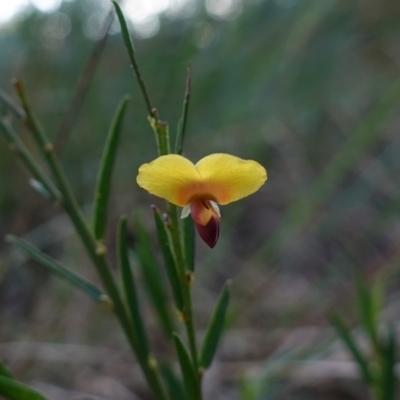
[136,153,267,248]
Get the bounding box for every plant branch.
[175,63,192,155]
[0,117,61,202]
[0,89,25,120]
[12,80,169,400]
[54,10,114,153]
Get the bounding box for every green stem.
[0,88,25,120]
[175,63,192,155]
[13,82,169,400]
[41,145,169,397]
[168,203,201,399]
[150,116,170,156]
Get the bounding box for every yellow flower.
[137,153,267,248]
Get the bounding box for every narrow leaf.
[7,236,108,304]
[173,333,198,400]
[200,282,231,369]
[0,359,12,379]
[135,217,175,336]
[381,327,396,400]
[152,206,184,311]
[183,216,195,272]
[354,272,379,349]
[93,96,130,240]
[371,276,385,333]
[112,2,136,57]
[112,1,154,118]
[0,376,48,400]
[117,216,149,355]
[329,312,373,384]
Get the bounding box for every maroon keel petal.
[194,216,220,248]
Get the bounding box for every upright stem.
[40,141,169,400]
[14,82,169,400]
[168,203,202,399]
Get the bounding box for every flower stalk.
[168,202,201,373]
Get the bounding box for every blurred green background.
[1,0,400,398]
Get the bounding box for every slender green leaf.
[117,216,149,355]
[6,235,108,304]
[160,362,187,400]
[173,333,198,400]
[93,96,130,240]
[329,312,373,384]
[200,283,231,369]
[183,216,195,272]
[371,276,385,332]
[152,206,184,311]
[381,327,396,400]
[0,359,12,379]
[354,272,379,349]
[0,376,48,400]
[112,1,154,118]
[135,217,175,336]
[112,2,136,58]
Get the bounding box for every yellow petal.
[195,153,267,205]
[136,154,201,206]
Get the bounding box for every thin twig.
[54,11,114,153]
[125,44,155,119]
[0,89,25,120]
[176,63,192,155]
[0,117,61,202]
[167,203,201,396]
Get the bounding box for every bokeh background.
[1,0,400,399]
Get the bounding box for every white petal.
[180,204,191,219]
[210,201,221,217]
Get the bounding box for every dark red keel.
[194,216,220,248]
